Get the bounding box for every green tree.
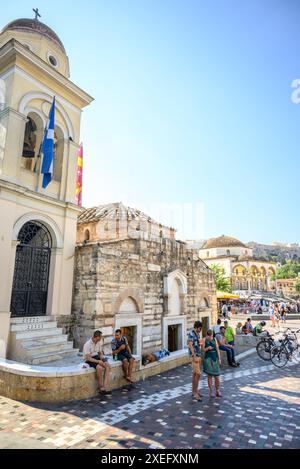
[295,281,300,295]
[275,261,300,279]
[210,264,232,292]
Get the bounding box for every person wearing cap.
[83,330,111,394]
[253,321,267,337]
[187,320,203,401]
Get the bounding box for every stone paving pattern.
[0,354,299,449]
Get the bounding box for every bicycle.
[256,331,279,361]
[270,329,300,368]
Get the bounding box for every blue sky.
[3,1,300,244]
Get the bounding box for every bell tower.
[0,14,93,359]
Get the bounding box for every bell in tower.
[22,116,37,158]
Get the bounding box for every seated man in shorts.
[111,329,135,383]
[83,330,111,394]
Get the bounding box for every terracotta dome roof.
[1,18,66,54]
[202,235,246,249]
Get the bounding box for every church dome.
[202,235,246,249]
[78,202,162,225]
[1,18,66,54]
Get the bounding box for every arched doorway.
[10,221,52,317]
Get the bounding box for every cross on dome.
[33,8,41,21]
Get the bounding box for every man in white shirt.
[222,304,227,318]
[83,330,111,394]
[213,318,222,336]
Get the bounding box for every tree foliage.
[275,261,300,279]
[210,264,232,292]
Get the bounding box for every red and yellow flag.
[75,143,83,206]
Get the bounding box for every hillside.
[247,242,300,264]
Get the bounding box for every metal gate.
[10,221,52,317]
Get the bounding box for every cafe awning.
[217,291,241,300]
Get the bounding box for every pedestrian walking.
[269,304,275,327]
[280,307,286,324]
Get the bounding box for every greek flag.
[41,96,55,189]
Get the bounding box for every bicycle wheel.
[271,346,288,368]
[256,340,272,361]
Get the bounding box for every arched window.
[260,266,266,277]
[21,112,44,172]
[169,278,181,316]
[226,249,230,256]
[84,229,90,242]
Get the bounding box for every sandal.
[216,392,222,398]
[192,394,202,402]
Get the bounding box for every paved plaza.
[0,351,299,449]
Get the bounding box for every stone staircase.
[9,316,79,365]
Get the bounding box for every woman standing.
[269,303,275,327]
[202,329,222,398]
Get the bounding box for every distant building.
[276,277,299,298]
[199,235,277,296]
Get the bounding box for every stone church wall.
[71,237,217,356]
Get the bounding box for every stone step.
[16,328,63,340]
[10,316,52,324]
[31,349,80,365]
[21,335,68,346]
[11,321,57,333]
[24,341,75,356]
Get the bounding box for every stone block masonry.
[71,234,217,357]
